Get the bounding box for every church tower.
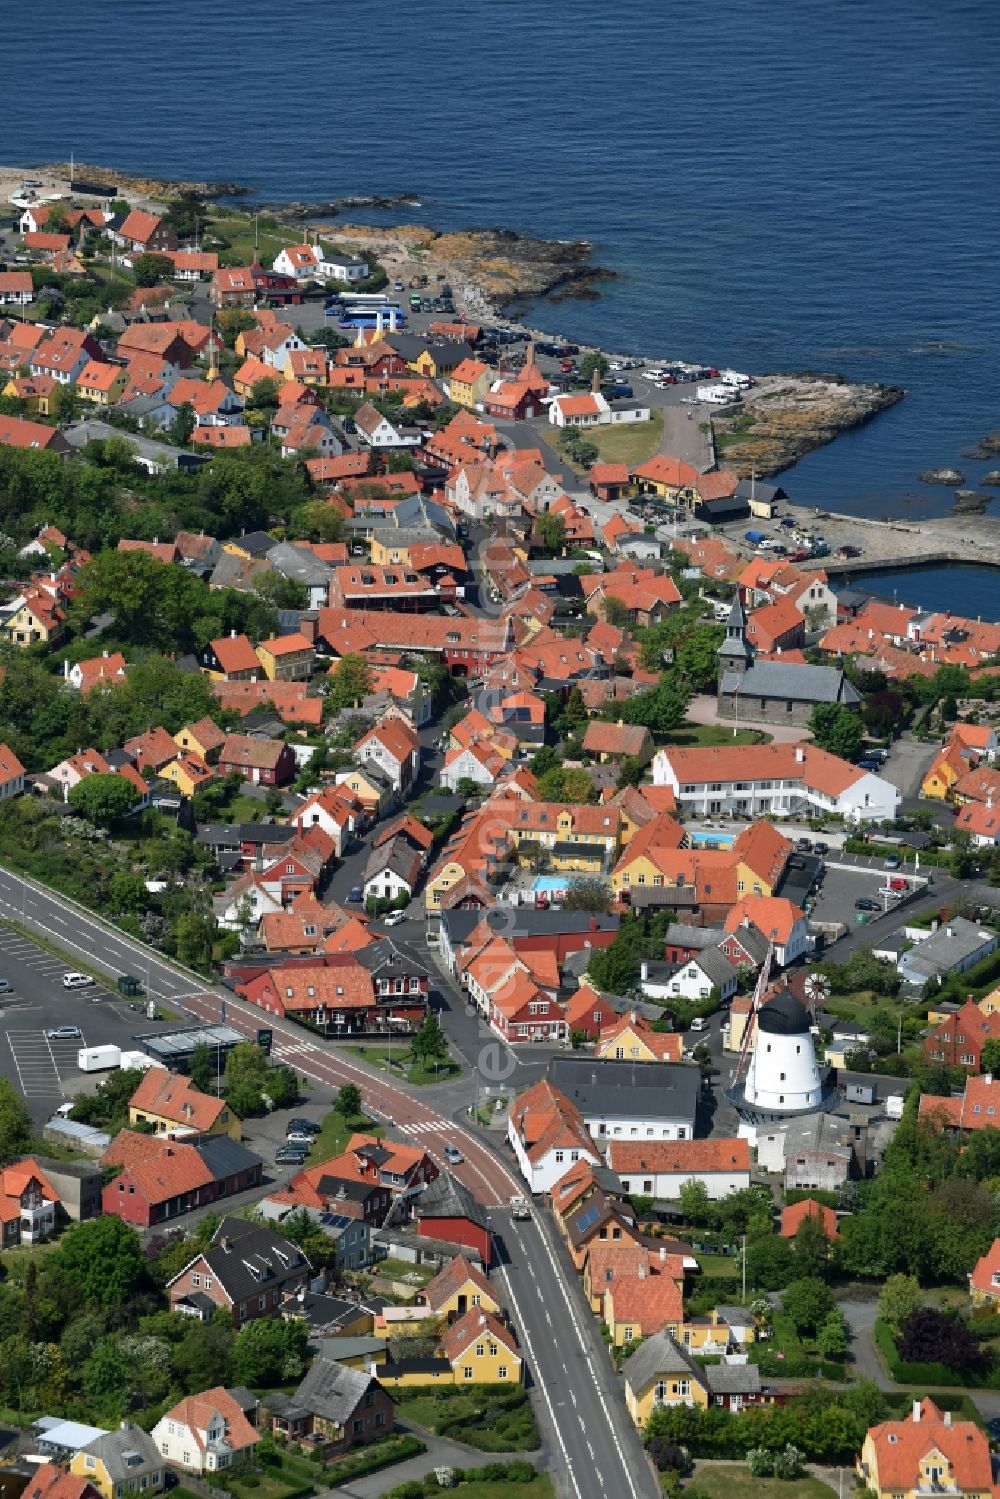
[718,594,754,677]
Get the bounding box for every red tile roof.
[130,1068,231,1132]
[780,1198,837,1238]
[606,1139,750,1175]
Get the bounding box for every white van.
[720,369,752,388]
[697,383,740,405]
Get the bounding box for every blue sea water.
[4,0,999,519]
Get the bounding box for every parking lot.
[0,922,171,1119]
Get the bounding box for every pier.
[781,503,1000,575]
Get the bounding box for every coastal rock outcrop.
[920,468,965,485]
[710,374,904,479]
[982,471,1000,487]
[953,490,990,512]
[981,434,1000,454]
[44,161,246,198]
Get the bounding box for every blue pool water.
[688,832,736,850]
[532,876,570,894]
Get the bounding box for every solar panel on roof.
[576,1204,600,1233]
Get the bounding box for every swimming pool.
[688,831,735,850]
[532,875,568,893]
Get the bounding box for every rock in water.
[920,467,965,485]
[953,490,989,511]
[982,471,1000,487]
[980,433,1000,454]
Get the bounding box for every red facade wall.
[417,1215,491,1268]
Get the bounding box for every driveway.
[327,1431,517,1497]
[840,1297,890,1388]
[685,694,814,744]
[880,734,938,798]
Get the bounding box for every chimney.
[913,1400,922,1422]
[63,658,70,679]
[986,1074,994,1085]
[944,1410,952,1427]
[640,960,649,981]
[795,746,805,763]
[231,628,237,638]
[479,1312,487,1327]
[102,648,109,659]
[638,1263,646,1279]
[946,926,954,938]
[659,1245,667,1262]
[591,366,602,394]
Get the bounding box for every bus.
[337,291,392,308]
[337,306,407,329]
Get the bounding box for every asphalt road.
[494,1207,659,1499]
[0,863,649,1499]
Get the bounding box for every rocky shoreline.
[711,374,905,479]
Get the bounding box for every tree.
[809,703,864,761]
[67,772,139,827]
[0,1077,32,1163]
[170,401,196,447]
[816,1310,849,1358]
[249,377,281,412]
[164,189,210,240]
[561,878,612,913]
[132,252,174,288]
[48,1217,147,1308]
[578,352,609,385]
[745,1234,795,1291]
[980,1039,1000,1076]
[678,1178,713,1228]
[782,1277,836,1336]
[412,1011,449,1068]
[898,1306,986,1373]
[189,1042,217,1095]
[328,652,374,710]
[536,511,566,554]
[792,1213,834,1280]
[175,908,216,970]
[172,1315,234,1393]
[602,596,627,627]
[333,1083,363,1120]
[878,1273,921,1337]
[232,1315,308,1386]
[536,767,597,804]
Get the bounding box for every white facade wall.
[507,1121,599,1194]
[614,1166,751,1201]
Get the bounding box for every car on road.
[347,886,364,903]
[275,1145,308,1166]
[796,837,813,852]
[383,910,407,927]
[45,1026,81,1040]
[690,1016,708,1032]
[443,1142,464,1164]
[62,972,94,989]
[814,841,829,856]
[884,854,901,869]
[509,1195,532,1220]
[0,978,11,994]
[287,1117,320,1136]
[854,897,880,912]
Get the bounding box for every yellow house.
[857,1398,994,1499]
[3,375,55,416]
[922,746,965,800]
[2,594,64,648]
[442,1309,523,1384]
[336,766,392,818]
[77,361,128,406]
[506,805,621,867]
[422,1255,500,1320]
[370,536,412,567]
[71,1428,167,1499]
[402,347,439,378]
[449,358,493,409]
[255,633,315,682]
[622,1333,710,1427]
[128,1067,242,1141]
[595,1012,682,1064]
[174,718,227,763]
[604,1274,684,1349]
[160,751,216,798]
[424,856,470,913]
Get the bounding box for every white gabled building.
[606,1138,752,1201]
[272,244,369,284]
[652,742,899,824]
[151,1386,260,1473]
[507,1079,601,1195]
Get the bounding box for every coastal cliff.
[712,374,905,478]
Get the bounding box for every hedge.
[874,1319,1000,1389]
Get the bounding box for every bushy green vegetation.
[391,1384,539,1452]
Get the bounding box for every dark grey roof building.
[547,1056,699,1134]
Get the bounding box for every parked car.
[888,877,908,892]
[45,1026,81,1040]
[275,1145,308,1166]
[0,978,11,994]
[855,897,880,912]
[813,841,829,856]
[796,837,813,852]
[690,1016,708,1032]
[287,1117,320,1136]
[444,1142,464,1164]
[884,854,901,869]
[383,910,407,927]
[347,886,364,903]
[62,972,94,989]
[286,1130,315,1146]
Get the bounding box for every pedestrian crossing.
[399,1119,451,1137]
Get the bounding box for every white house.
[272,244,369,284]
[440,740,505,791]
[0,744,26,802]
[548,391,651,429]
[362,838,421,907]
[652,742,899,824]
[606,1138,752,1201]
[645,949,739,1005]
[288,788,357,857]
[0,271,33,307]
[547,1056,699,1144]
[354,402,421,450]
[151,1387,260,1474]
[507,1080,602,1195]
[354,722,419,794]
[215,876,283,934]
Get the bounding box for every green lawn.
[342,1042,462,1085]
[391,1384,540,1452]
[685,1466,835,1499]
[662,722,773,748]
[750,1310,845,1380]
[307,1106,383,1163]
[447,1479,553,1499]
[226,1452,321,1499]
[558,409,664,472]
[376,1256,438,1287]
